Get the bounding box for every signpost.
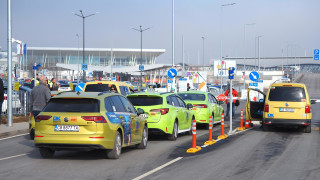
[167,68,177,78]
[75,83,85,91]
[217,94,227,102]
[314,49,319,60]
[82,63,88,71]
[249,71,259,81]
[228,67,235,134]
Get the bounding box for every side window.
[176,96,186,108]
[119,86,130,96]
[119,96,136,113]
[109,96,126,112]
[105,97,114,112]
[166,96,173,106]
[211,94,218,104]
[170,96,180,108]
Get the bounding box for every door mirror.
[187,103,193,109]
[218,101,223,105]
[136,108,145,115]
[311,100,316,104]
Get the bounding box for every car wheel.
[304,125,311,133]
[168,121,178,141]
[262,124,270,132]
[106,131,122,159]
[39,148,55,158]
[187,116,195,135]
[30,128,35,140]
[136,126,148,149]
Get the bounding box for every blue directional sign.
[82,63,88,70]
[249,83,258,87]
[75,83,85,91]
[249,71,259,81]
[314,49,319,60]
[32,66,38,70]
[139,65,144,71]
[167,68,177,78]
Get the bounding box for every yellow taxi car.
[246,82,315,133]
[83,81,133,96]
[34,91,148,159]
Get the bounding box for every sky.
[0,0,320,66]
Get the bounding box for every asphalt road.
[0,73,319,180]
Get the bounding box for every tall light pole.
[256,35,263,72]
[7,0,13,126]
[132,25,152,89]
[220,3,236,93]
[73,10,97,81]
[202,37,205,71]
[76,34,80,84]
[243,23,255,90]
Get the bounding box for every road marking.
[201,145,208,148]
[0,154,28,161]
[0,133,29,141]
[132,157,183,180]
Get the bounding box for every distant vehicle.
[34,92,148,159]
[83,81,133,96]
[208,86,221,97]
[247,82,314,133]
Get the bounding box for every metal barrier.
[2,90,32,116]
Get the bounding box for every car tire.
[168,121,178,141]
[39,148,55,158]
[106,131,122,159]
[30,128,35,140]
[136,126,148,149]
[304,125,311,133]
[187,116,195,135]
[262,124,270,132]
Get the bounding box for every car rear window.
[85,84,114,92]
[268,86,306,102]
[178,93,206,101]
[42,98,100,112]
[127,96,163,106]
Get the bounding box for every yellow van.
[246,83,315,133]
[83,81,133,96]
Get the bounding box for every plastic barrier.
[245,117,250,128]
[187,119,201,153]
[204,116,216,145]
[217,113,228,139]
[237,109,245,131]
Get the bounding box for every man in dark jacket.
[30,76,51,119]
[0,78,4,124]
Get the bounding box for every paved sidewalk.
[0,122,29,138]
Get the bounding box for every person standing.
[187,83,191,91]
[48,78,59,91]
[0,78,4,124]
[224,84,238,119]
[30,76,51,119]
[30,74,40,89]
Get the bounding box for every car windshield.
[85,84,115,92]
[42,98,99,112]
[178,93,206,101]
[268,86,306,102]
[128,96,163,106]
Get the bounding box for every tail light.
[264,104,269,112]
[35,115,52,122]
[4,96,7,100]
[194,104,208,108]
[81,116,107,123]
[150,108,169,115]
[305,105,310,113]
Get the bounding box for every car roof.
[128,92,174,97]
[85,81,131,86]
[177,91,207,94]
[270,83,305,88]
[53,91,121,99]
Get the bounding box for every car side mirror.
[218,101,223,105]
[311,100,316,104]
[187,103,193,109]
[137,108,145,115]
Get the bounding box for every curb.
[0,129,29,139]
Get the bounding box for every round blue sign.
[167,68,177,78]
[75,83,85,91]
[249,71,259,81]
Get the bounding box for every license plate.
[279,108,294,112]
[141,114,148,118]
[54,125,79,132]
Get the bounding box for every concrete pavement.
[0,122,29,138]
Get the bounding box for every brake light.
[150,108,169,115]
[264,104,269,112]
[194,104,208,108]
[81,116,107,123]
[4,96,7,100]
[35,115,52,122]
[305,105,310,113]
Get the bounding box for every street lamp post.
[73,10,97,82]
[220,3,236,93]
[76,34,80,84]
[256,36,263,72]
[243,23,255,90]
[202,37,205,71]
[132,25,152,89]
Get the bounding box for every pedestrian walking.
[0,78,4,124]
[224,84,238,119]
[30,76,51,120]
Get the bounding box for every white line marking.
[132,157,183,180]
[0,133,29,141]
[201,145,208,148]
[0,154,28,161]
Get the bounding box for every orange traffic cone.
[237,109,245,131]
[204,116,216,145]
[187,119,201,153]
[218,113,228,139]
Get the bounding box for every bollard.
[237,109,245,131]
[204,116,216,145]
[245,118,250,128]
[186,119,201,153]
[218,113,228,139]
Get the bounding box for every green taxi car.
[127,92,194,140]
[177,91,224,128]
[34,91,148,159]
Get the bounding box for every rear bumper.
[35,143,105,151]
[263,118,311,126]
[192,109,209,124]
